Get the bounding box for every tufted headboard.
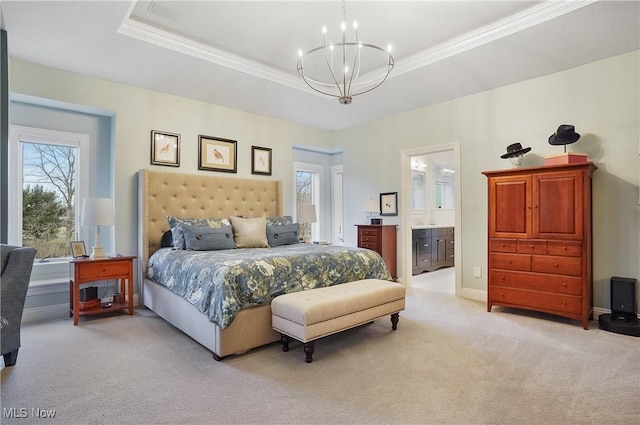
[137,169,283,282]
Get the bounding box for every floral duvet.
[147,244,392,329]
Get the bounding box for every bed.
[137,169,392,359]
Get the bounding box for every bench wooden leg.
[304,341,315,363]
[281,333,290,352]
[391,312,399,330]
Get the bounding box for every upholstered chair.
[1,244,37,367]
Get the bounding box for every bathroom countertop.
[411,224,447,229]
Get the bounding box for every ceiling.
[1,1,638,131]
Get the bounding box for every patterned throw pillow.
[229,216,269,248]
[265,215,293,226]
[181,224,235,251]
[167,216,231,249]
[266,224,300,247]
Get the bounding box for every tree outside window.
[21,142,77,258]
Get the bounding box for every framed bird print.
[251,146,272,176]
[151,130,180,167]
[198,135,237,173]
[380,192,398,216]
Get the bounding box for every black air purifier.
[599,277,639,336]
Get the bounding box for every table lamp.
[364,198,380,224]
[81,198,114,258]
[297,204,317,243]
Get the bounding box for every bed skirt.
[142,278,280,358]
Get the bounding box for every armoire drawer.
[490,287,582,314]
[531,256,582,277]
[490,253,531,271]
[517,240,547,255]
[547,240,582,257]
[489,239,517,253]
[490,269,582,295]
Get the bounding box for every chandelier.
[296,1,394,105]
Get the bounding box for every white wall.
[10,50,640,312]
[9,59,334,296]
[336,50,639,310]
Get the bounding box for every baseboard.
[459,287,486,302]
[593,307,640,320]
[22,294,139,324]
[22,303,69,324]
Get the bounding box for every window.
[8,126,89,265]
[294,161,322,242]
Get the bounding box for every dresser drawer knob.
[501,244,505,247]
[530,244,534,248]
[500,276,505,280]
[563,246,568,251]
[554,263,559,267]
[508,260,512,264]
[562,282,567,287]
[500,292,505,297]
[563,301,567,306]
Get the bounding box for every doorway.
[400,143,461,295]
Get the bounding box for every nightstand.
[356,225,397,281]
[69,256,136,325]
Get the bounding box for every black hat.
[501,142,531,159]
[549,124,580,145]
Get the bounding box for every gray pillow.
[267,224,300,247]
[182,224,235,251]
[167,216,231,249]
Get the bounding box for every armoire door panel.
[490,176,531,238]
[533,171,583,239]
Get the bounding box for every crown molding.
[118,1,595,91]
[393,0,596,78]
[118,18,307,92]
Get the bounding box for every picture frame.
[198,135,237,173]
[70,241,88,258]
[150,130,180,167]
[380,192,398,216]
[251,146,272,176]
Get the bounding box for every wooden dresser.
[482,162,596,329]
[356,224,397,281]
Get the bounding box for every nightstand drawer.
[359,228,379,237]
[360,242,379,251]
[76,260,131,280]
[360,235,379,244]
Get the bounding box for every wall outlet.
[473,266,482,278]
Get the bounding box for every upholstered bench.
[271,279,406,363]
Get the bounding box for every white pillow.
[229,216,269,248]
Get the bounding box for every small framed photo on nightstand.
[70,241,88,258]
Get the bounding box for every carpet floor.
[1,287,638,425]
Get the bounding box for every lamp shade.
[81,198,115,226]
[364,199,379,214]
[297,204,317,224]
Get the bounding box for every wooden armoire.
[482,162,597,329]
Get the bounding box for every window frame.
[8,125,90,284]
[293,161,323,241]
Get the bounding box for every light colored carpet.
[1,287,639,425]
